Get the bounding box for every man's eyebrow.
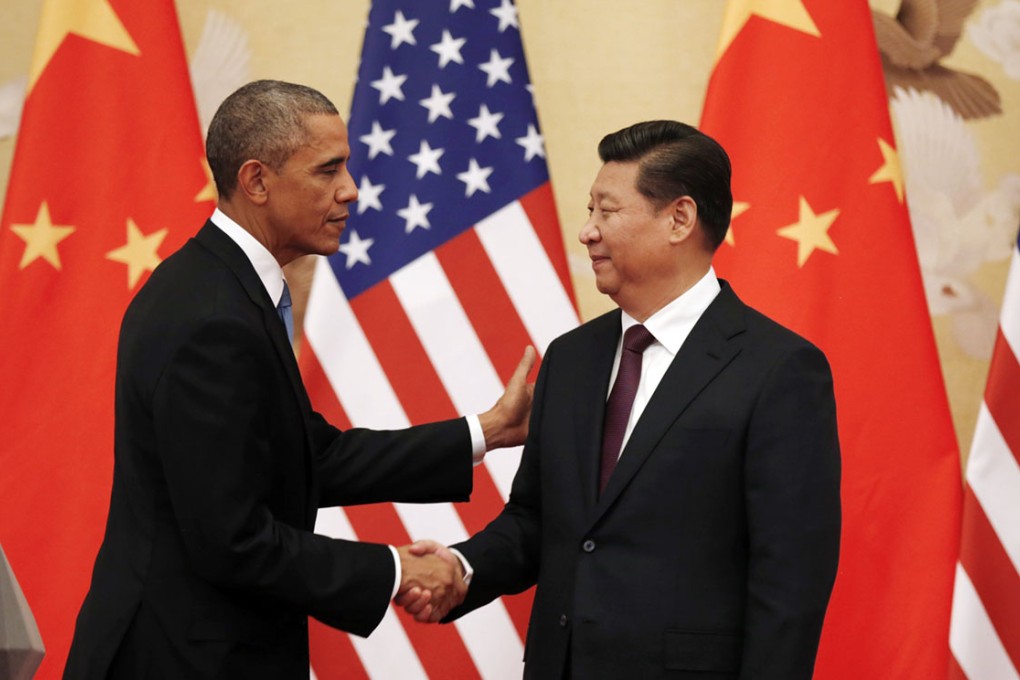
[317,156,346,169]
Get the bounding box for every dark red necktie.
[599,324,655,494]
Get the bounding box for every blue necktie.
[277,281,294,344]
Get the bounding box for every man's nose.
[579,218,599,244]
[337,169,358,203]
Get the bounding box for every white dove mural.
[875,0,1020,360]
[0,8,250,142]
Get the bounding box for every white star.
[457,159,494,197]
[467,104,504,143]
[359,121,396,159]
[489,0,519,32]
[356,175,385,214]
[478,49,514,87]
[382,10,419,49]
[450,0,474,10]
[371,66,407,105]
[516,124,545,161]
[338,230,374,269]
[430,30,466,68]
[419,84,456,124]
[408,139,445,179]
[397,194,433,233]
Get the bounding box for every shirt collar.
[210,208,287,306]
[620,267,722,355]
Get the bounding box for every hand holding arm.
[477,346,536,450]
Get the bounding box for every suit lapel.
[592,282,747,518]
[194,223,312,415]
[574,311,623,513]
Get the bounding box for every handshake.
[395,540,466,623]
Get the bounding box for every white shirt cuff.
[448,547,474,586]
[389,545,401,600]
[466,414,486,465]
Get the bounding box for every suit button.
[559,614,568,627]
[582,539,596,553]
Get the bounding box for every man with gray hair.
[64,80,534,679]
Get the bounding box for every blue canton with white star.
[331,0,549,298]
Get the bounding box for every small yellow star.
[195,157,217,203]
[106,218,167,289]
[777,196,839,267]
[868,137,905,203]
[29,0,140,91]
[10,202,76,270]
[724,201,750,247]
[715,0,820,62]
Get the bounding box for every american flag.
[949,228,1020,680]
[297,1,578,678]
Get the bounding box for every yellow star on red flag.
[195,158,217,203]
[105,218,168,288]
[868,137,905,203]
[724,201,750,247]
[776,196,839,267]
[715,0,820,61]
[29,0,140,91]
[10,201,76,270]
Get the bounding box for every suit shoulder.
[545,308,618,353]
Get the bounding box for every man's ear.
[236,160,269,206]
[668,196,698,244]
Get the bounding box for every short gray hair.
[206,80,338,198]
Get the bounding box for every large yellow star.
[29,0,140,91]
[777,196,839,267]
[195,158,218,203]
[715,0,820,62]
[724,201,750,247]
[106,218,167,289]
[868,137,905,203]
[10,202,76,270]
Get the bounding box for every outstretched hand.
[478,346,536,450]
[395,540,467,623]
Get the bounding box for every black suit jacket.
[450,281,840,680]
[64,222,473,679]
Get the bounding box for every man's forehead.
[297,115,349,156]
[590,162,638,199]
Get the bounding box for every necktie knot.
[623,324,655,354]
[278,281,292,313]
[277,281,294,344]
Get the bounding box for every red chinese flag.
[0,1,212,675]
[700,1,962,678]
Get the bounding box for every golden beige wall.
[2,1,1017,461]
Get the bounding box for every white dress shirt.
[609,267,722,458]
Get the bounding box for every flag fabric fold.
[0,1,212,677]
[949,229,1020,680]
[699,1,962,678]
[299,1,577,678]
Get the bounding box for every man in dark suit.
[405,120,841,679]
[63,80,533,679]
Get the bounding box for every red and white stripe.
[949,238,1020,680]
[301,188,578,679]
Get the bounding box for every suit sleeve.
[444,345,553,619]
[308,411,473,508]
[151,316,464,636]
[740,342,841,680]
